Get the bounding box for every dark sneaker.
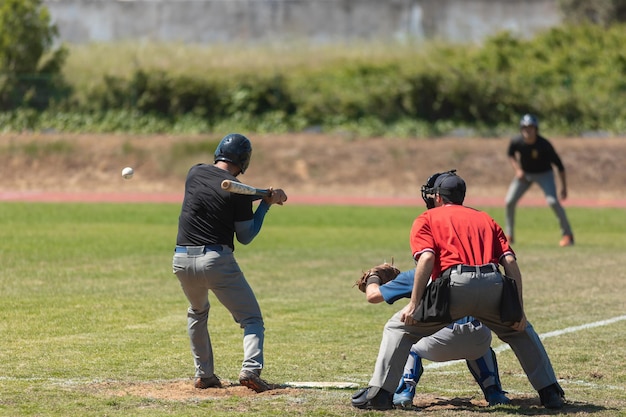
[239,370,273,393]
[351,386,393,410]
[194,374,222,389]
[484,385,511,406]
[539,383,565,409]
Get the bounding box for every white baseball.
[121,167,134,179]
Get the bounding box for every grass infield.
[0,202,625,416]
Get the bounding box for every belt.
[441,263,499,279]
[174,245,224,254]
[446,318,481,329]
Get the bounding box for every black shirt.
[507,134,565,173]
[176,164,255,249]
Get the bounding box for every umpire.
[352,170,565,410]
[505,113,574,246]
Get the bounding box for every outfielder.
[506,113,574,246]
[355,265,510,408]
[352,170,565,410]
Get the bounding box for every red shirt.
[410,204,514,279]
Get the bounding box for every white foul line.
[425,314,626,370]
[2,315,624,388]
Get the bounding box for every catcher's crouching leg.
[466,348,511,406]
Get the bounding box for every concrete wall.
[43,0,562,45]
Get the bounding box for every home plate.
[284,381,359,389]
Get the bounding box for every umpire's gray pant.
[368,269,558,394]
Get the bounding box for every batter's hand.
[265,188,287,205]
[560,188,567,200]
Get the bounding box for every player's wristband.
[366,276,382,287]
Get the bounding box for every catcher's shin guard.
[466,348,510,405]
[393,351,423,407]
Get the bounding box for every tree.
[558,0,626,27]
[0,0,69,109]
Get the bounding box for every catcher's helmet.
[214,133,252,174]
[519,113,538,129]
[421,169,465,208]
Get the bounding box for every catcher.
[355,263,510,408]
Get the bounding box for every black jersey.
[507,135,564,173]
[176,164,254,249]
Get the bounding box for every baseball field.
[1,202,625,415]
[1,133,625,416]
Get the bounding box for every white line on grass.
[2,315,625,389]
[425,314,626,370]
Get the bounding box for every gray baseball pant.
[173,246,264,378]
[368,269,558,394]
[505,170,572,239]
[406,319,500,389]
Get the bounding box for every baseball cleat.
[559,234,574,247]
[393,375,417,408]
[539,383,565,409]
[351,386,394,410]
[194,374,222,389]
[239,370,274,393]
[484,385,511,406]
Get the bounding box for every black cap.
[434,172,466,204]
[519,113,538,128]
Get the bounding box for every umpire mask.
[421,169,458,209]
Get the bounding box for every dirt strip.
[1,190,625,208]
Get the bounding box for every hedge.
[2,24,625,136]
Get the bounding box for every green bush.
[0,0,69,110]
[2,23,626,136]
[558,0,626,27]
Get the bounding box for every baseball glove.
[354,261,401,293]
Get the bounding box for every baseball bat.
[221,180,270,197]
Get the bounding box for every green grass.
[0,203,625,416]
[63,41,424,86]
